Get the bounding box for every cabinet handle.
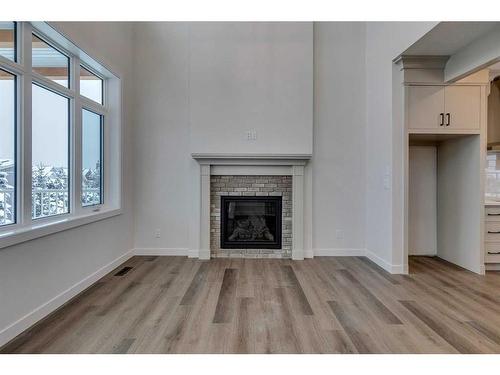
[488,251,500,255]
[445,113,450,126]
[439,113,444,126]
[488,231,500,234]
[488,213,500,216]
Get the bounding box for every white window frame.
[0,22,122,249]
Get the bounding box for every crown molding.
[394,55,450,70]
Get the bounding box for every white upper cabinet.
[444,86,481,130]
[407,85,481,132]
[407,86,445,130]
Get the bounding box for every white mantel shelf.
[191,153,311,261]
[191,153,312,164]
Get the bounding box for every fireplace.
[220,196,282,249]
[192,155,310,259]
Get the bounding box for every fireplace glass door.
[220,196,282,249]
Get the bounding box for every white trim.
[192,158,309,261]
[134,248,188,256]
[304,249,314,258]
[0,208,122,249]
[198,249,211,260]
[192,155,310,167]
[393,55,449,70]
[211,165,292,176]
[0,249,133,348]
[292,249,304,260]
[292,165,305,260]
[192,153,312,161]
[0,55,26,75]
[365,249,406,274]
[479,264,486,274]
[31,71,74,99]
[314,248,366,257]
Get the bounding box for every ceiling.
[402,22,500,56]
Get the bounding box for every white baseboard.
[303,249,314,258]
[0,249,134,348]
[292,249,305,260]
[185,248,210,259]
[365,249,405,274]
[198,249,210,260]
[314,248,366,257]
[479,264,487,274]
[134,248,188,256]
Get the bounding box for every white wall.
[408,146,437,256]
[0,22,135,346]
[312,22,366,254]
[132,22,368,256]
[132,23,192,253]
[189,22,313,155]
[365,22,438,271]
[437,136,482,272]
[133,21,440,263]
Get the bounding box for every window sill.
[0,208,122,250]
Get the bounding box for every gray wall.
[189,22,313,155]
[132,23,191,252]
[364,22,438,270]
[312,22,366,252]
[132,22,368,255]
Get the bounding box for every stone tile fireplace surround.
[210,175,292,258]
[191,154,311,260]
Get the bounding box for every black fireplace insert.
[220,196,282,249]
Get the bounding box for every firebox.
[220,196,282,249]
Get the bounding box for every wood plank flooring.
[3,255,500,353]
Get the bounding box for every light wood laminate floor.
[3,256,500,354]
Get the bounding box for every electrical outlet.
[155,229,161,238]
[383,175,391,190]
[383,165,391,190]
[245,129,257,141]
[336,229,344,240]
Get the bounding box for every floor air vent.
[114,266,133,276]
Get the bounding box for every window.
[0,22,16,62]
[82,109,103,206]
[32,84,70,219]
[80,66,103,104]
[0,22,121,247]
[32,34,69,88]
[0,69,16,226]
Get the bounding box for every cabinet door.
[444,86,481,130]
[407,86,445,131]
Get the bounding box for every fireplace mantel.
[191,153,310,260]
[191,153,311,165]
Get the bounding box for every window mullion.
[0,57,25,76]
[31,72,75,99]
[73,60,83,216]
[20,22,33,227]
[80,96,107,115]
